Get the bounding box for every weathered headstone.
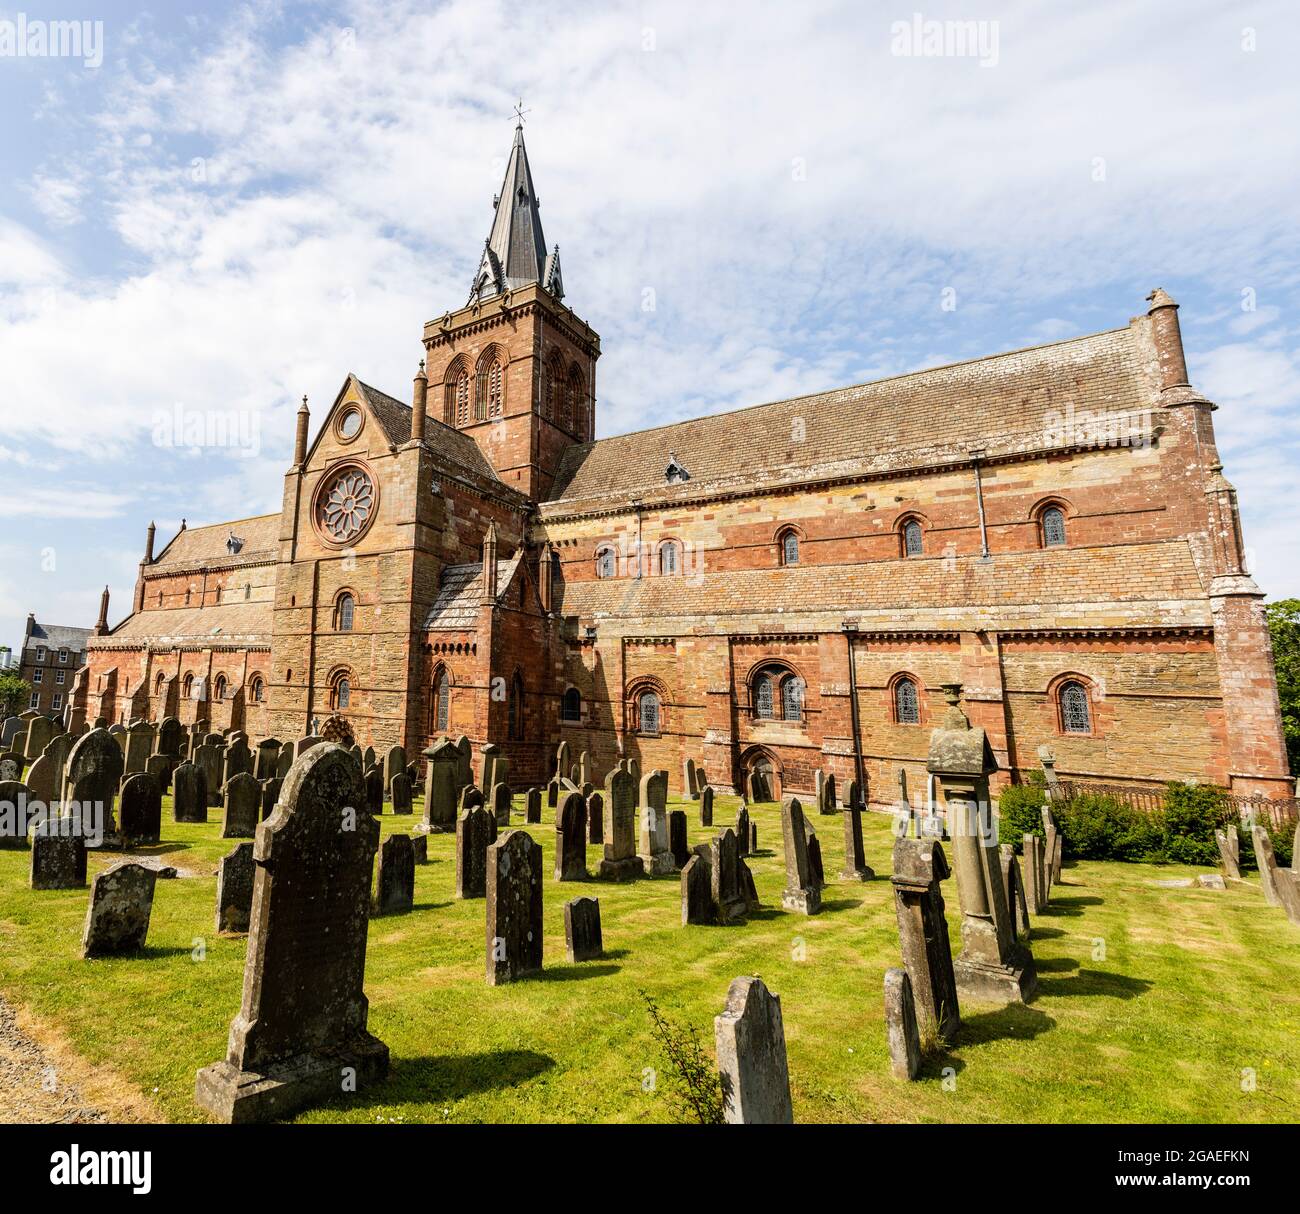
[64,728,123,842]
[216,842,256,933]
[525,786,542,824]
[599,770,640,881]
[194,744,388,1123]
[254,738,281,781]
[383,745,407,793]
[711,827,755,923]
[1252,826,1282,907]
[24,715,56,762]
[999,844,1031,938]
[390,772,413,815]
[260,776,282,821]
[373,834,415,915]
[411,834,428,865]
[714,977,793,1124]
[1215,827,1242,879]
[564,896,603,962]
[364,767,384,817]
[841,799,874,880]
[486,830,544,985]
[780,797,821,914]
[30,820,86,889]
[480,742,503,793]
[420,738,461,833]
[1022,834,1046,914]
[460,785,485,812]
[682,757,697,800]
[276,742,293,779]
[554,740,570,781]
[638,802,675,876]
[173,762,208,823]
[490,781,511,828]
[736,803,751,858]
[25,754,57,811]
[884,968,922,1080]
[194,740,225,807]
[294,734,323,758]
[587,792,604,844]
[82,862,157,958]
[145,753,173,795]
[455,805,498,899]
[700,784,714,827]
[119,772,162,845]
[682,852,714,925]
[891,836,960,1043]
[669,809,690,870]
[157,717,184,759]
[222,772,261,839]
[555,792,589,881]
[124,721,155,776]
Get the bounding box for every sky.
[1,0,1298,655]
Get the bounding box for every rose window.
[318,466,375,543]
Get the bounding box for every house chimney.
[480,522,499,605]
[411,360,428,443]
[294,395,310,466]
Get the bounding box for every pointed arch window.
[476,353,505,421]
[894,676,920,724]
[1060,680,1091,733]
[432,667,450,733]
[1042,506,1067,548]
[902,519,924,557]
[567,366,585,435]
[445,368,470,427]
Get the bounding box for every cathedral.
[74,123,1292,805]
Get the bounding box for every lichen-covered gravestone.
[486,829,543,986]
[637,771,675,876]
[555,792,589,881]
[714,977,794,1124]
[780,797,821,914]
[373,834,415,915]
[194,744,388,1124]
[456,805,498,899]
[420,738,460,833]
[64,727,124,844]
[216,842,256,933]
[173,762,208,823]
[119,772,162,846]
[599,770,640,881]
[564,895,603,962]
[30,820,86,889]
[891,836,960,1044]
[82,862,157,958]
[222,772,261,839]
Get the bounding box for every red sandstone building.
[76,125,1291,804]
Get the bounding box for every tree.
[1265,598,1300,774]
[0,672,33,719]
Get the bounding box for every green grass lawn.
[1,792,1297,1123]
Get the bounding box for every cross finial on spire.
[513,97,530,127]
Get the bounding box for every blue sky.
[2,0,1298,654]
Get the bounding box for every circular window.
[315,463,377,545]
[337,408,363,440]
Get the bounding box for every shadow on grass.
[1036,968,1152,999]
[1038,895,1103,917]
[1028,926,1067,940]
[1033,955,1079,974]
[820,897,867,913]
[955,1002,1056,1047]
[339,1048,557,1110]
[534,963,621,982]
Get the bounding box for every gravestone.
[384,746,407,793]
[294,735,323,758]
[842,800,874,880]
[736,804,751,858]
[637,770,675,875]
[276,742,293,779]
[24,715,56,762]
[145,753,173,795]
[0,717,22,749]
[25,754,57,811]
[480,743,503,793]
[780,798,821,914]
[30,821,86,889]
[0,755,21,783]
[525,787,542,824]
[555,792,589,881]
[254,738,281,781]
[222,772,261,839]
[364,767,384,817]
[701,785,714,827]
[804,817,825,889]
[119,772,162,846]
[64,728,123,842]
[818,771,837,815]
[599,770,640,881]
[1252,826,1282,907]
[490,781,511,828]
[216,842,256,933]
[587,792,604,844]
[486,830,544,985]
[454,735,473,794]
[669,810,690,870]
[390,773,413,815]
[373,834,415,915]
[82,862,157,958]
[194,741,224,807]
[460,785,485,812]
[124,721,155,775]
[884,968,922,1081]
[999,844,1031,937]
[260,776,282,821]
[931,685,1035,1005]
[682,853,713,925]
[411,834,428,865]
[564,896,603,962]
[0,779,33,848]
[891,836,960,1043]
[714,977,793,1124]
[363,745,376,771]
[554,740,570,780]
[682,757,697,800]
[157,717,184,759]
[223,735,253,785]
[1215,827,1241,879]
[455,805,498,899]
[420,739,460,833]
[194,744,388,1123]
[1022,834,1046,914]
[173,762,208,823]
[546,778,562,810]
[43,732,75,782]
[711,827,756,924]
[1042,806,1062,887]
[578,750,591,787]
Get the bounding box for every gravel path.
[0,994,107,1124]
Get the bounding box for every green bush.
[1055,793,1163,862]
[996,771,1047,848]
[1161,781,1233,867]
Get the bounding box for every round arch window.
[315,463,377,545]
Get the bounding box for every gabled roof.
[92,600,273,648]
[150,513,280,570]
[468,124,562,303]
[544,324,1157,512]
[423,553,523,630]
[26,621,92,652]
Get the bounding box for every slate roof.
[424,554,522,630]
[544,326,1155,512]
[26,621,92,652]
[150,513,280,570]
[95,601,274,647]
[554,540,1210,632]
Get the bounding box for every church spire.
[468,121,563,304]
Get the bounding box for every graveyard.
[1,754,1297,1124]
